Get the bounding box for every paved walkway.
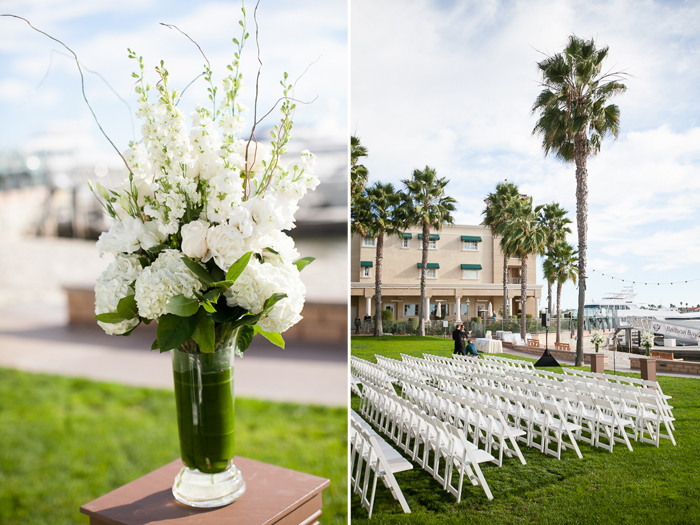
[502,345,700,379]
[0,302,348,407]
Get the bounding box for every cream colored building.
[351,224,543,322]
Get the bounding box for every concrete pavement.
[0,302,348,407]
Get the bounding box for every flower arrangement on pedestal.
[591,330,604,353]
[89,3,319,507]
[641,330,655,357]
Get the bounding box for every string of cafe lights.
[590,268,700,286]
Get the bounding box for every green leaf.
[264,247,280,256]
[182,256,215,285]
[294,257,316,272]
[230,312,264,330]
[157,314,196,352]
[95,312,126,323]
[138,256,150,269]
[235,325,255,356]
[150,339,159,351]
[210,302,246,324]
[166,294,200,317]
[262,293,288,314]
[116,321,140,337]
[254,327,285,349]
[191,310,215,353]
[202,300,217,313]
[204,288,223,302]
[225,251,253,282]
[211,280,236,289]
[147,243,168,254]
[116,295,138,320]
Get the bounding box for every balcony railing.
[509,277,521,284]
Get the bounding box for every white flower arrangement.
[590,330,605,346]
[640,330,655,349]
[92,5,318,355]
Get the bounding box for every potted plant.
[591,330,604,353]
[641,330,655,357]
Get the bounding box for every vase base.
[172,464,246,508]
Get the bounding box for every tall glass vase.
[171,331,246,507]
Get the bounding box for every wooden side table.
[80,456,330,525]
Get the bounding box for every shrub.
[408,317,418,333]
[381,308,394,322]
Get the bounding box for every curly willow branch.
[1,14,133,176]
[159,23,211,70]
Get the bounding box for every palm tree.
[538,203,572,316]
[482,182,521,321]
[364,182,402,337]
[543,241,578,343]
[402,166,456,336]
[351,136,370,235]
[532,35,627,366]
[499,196,547,341]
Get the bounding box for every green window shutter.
[417,263,440,269]
[460,264,482,270]
[360,261,373,267]
[461,236,482,242]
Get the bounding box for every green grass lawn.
[0,368,347,525]
[351,336,700,524]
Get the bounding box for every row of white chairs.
[400,378,528,466]
[359,382,495,502]
[350,413,412,518]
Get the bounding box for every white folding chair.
[638,394,676,447]
[542,401,583,460]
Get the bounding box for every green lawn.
[351,336,700,524]
[0,368,347,525]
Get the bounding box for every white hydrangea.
[134,249,204,319]
[225,258,305,334]
[95,254,142,335]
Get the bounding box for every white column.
[455,296,462,322]
[424,296,430,320]
[436,302,442,317]
[365,296,372,316]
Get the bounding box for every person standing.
[364,313,372,334]
[452,324,466,355]
[354,316,361,335]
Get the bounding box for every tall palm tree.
[351,136,370,236]
[499,196,547,341]
[402,166,456,336]
[482,182,521,321]
[543,241,578,343]
[532,35,627,366]
[364,182,402,337]
[538,203,572,316]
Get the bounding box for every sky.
[352,0,700,311]
[0,0,348,163]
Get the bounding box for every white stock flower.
[96,216,166,256]
[237,141,271,176]
[95,254,142,335]
[181,220,210,259]
[134,249,204,319]
[225,258,305,333]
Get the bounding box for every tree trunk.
[502,252,508,320]
[374,228,384,337]
[574,132,588,367]
[520,255,528,341]
[556,281,562,344]
[418,221,429,336]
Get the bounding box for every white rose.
[181,220,210,259]
[204,224,247,271]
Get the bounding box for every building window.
[362,236,376,247]
[404,304,418,316]
[462,240,478,251]
[430,304,449,317]
[461,303,470,316]
[401,238,410,249]
[428,239,437,250]
[362,266,371,278]
[462,269,479,280]
[424,268,437,279]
